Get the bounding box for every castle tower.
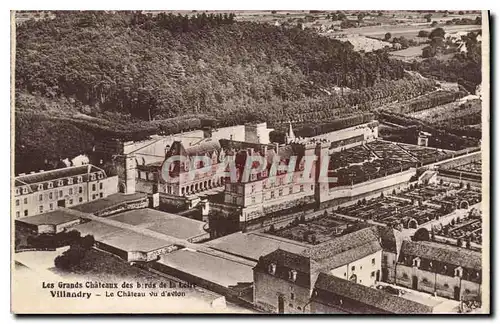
[123,154,136,194]
[314,141,331,208]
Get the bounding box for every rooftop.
[72,221,122,241]
[302,227,381,262]
[71,193,147,215]
[206,232,307,262]
[99,228,173,253]
[16,165,103,186]
[400,240,482,271]
[108,209,207,240]
[157,249,254,288]
[17,208,87,226]
[314,273,434,314]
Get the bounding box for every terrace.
[434,210,482,246]
[269,213,360,245]
[337,195,444,228]
[397,143,451,165]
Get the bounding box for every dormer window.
[98,172,104,179]
[413,257,421,268]
[288,270,297,282]
[22,187,28,194]
[68,178,73,185]
[15,188,20,195]
[38,184,44,191]
[454,267,463,277]
[91,173,96,181]
[268,263,276,275]
[48,182,53,189]
[57,180,63,187]
[77,176,83,183]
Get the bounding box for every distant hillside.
[15,11,426,173]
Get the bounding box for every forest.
[15,11,474,173]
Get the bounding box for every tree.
[431,21,438,27]
[384,32,391,41]
[418,30,430,37]
[424,13,432,22]
[429,27,446,39]
[413,228,430,241]
[458,11,464,15]
[422,46,437,58]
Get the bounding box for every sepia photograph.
[10,9,490,315]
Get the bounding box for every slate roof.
[255,249,318,288]
[313,273,434,314]
[302,227,382,263]
[318,240,382,270]
[400,240,481,271]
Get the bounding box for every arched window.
[268,263,276,275]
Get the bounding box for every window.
[251,185,255,193]
[299,185,304,192]
[270,191,275,199]
[288,270,297,282]
[39,206,43,213]
[268,263,276,275]
[69,188,73,195]
[383,255,388,263]
[465,289,471,294]
[92,184,96,191]
[24,210,28,216]
[49,203,53,211]
[15,211,20,218]
[278,189,283,196]
[310,184,314,191]
[99,183,103,190]
[232,197,237,204]
[77,176,83,183]
[23,198,27,204]
[22,187,28,194]
[38,184,43,191]
[15,188,20,195]
[444,283,449,288]
[39,194,43,201]
[48,182,53,189]
[68,178,73,185]
[351,266,355,271]
[289,186,293,194]
[69,199,73,205]
[57,180,63,187]
[49,192,53,199]
[100,193,103,198]
[79,197,83,203]
[59,190,63,197]
[91,174,96,181]
[79,186,83,194]
[15,199,19,206]
[371,271,375,278]
[422,277,429,283]
[402,273,408,279]
[290,293,294,300]
[251,196,256,204]
[372,258,376,265]
[98,172,104,179]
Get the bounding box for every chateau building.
[13,165,118,219]
[252,226,438,314]
[253,227,384,313]
[395,240,482,301]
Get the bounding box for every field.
[409,97,481,131]
[389,45,426,61]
